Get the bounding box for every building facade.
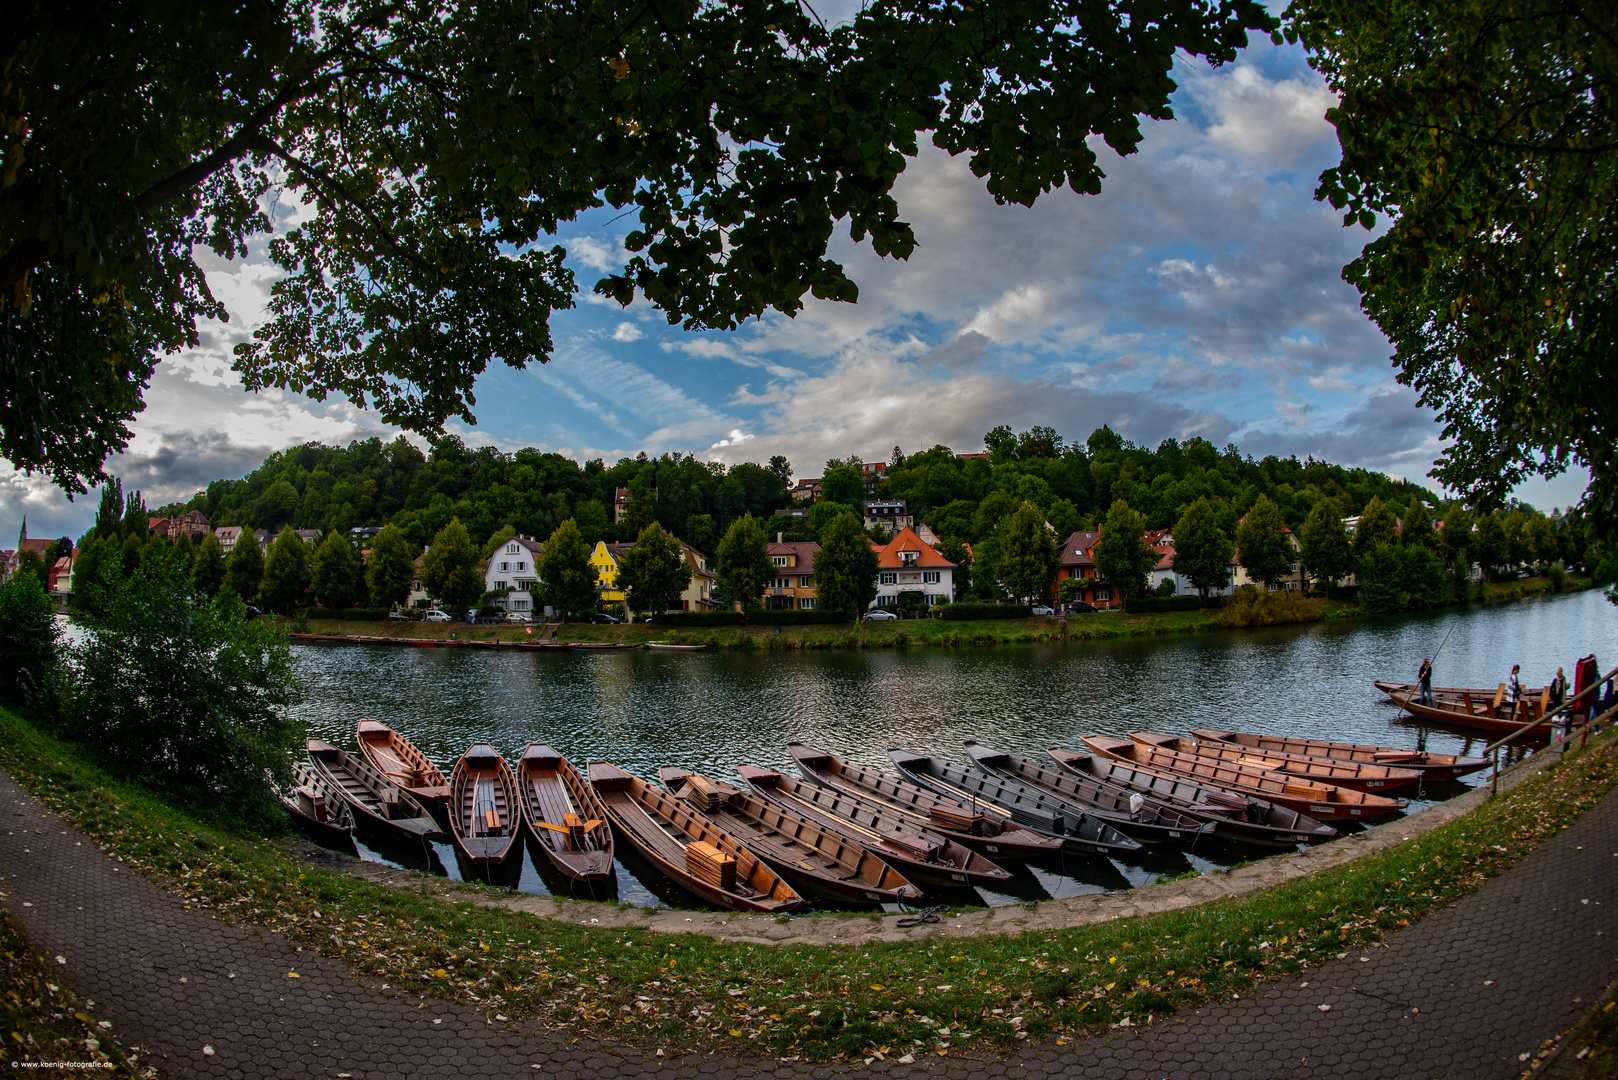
[862,500,913,536]
[871,526,955,610]
[765,538,819,609]
[483,536,545,615]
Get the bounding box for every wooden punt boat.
[517,744,614,884]
[567,642,643,652]
[278,759,355,846]
[306,739,446,842]
[1080,736,1405,820]
[355,720,452,806]
[735,765,1012,891]
[1129,732,1423,795]
[1187,727,1489,780]
[1373,680,1553,736]
[956,743,1220,847]
[1046,747,1337,846]
[785,741,1062,860]
[1377,680,1547,708]
[659,767,922,905]
[588,762,806,912]
[886,751,1152,854]
[449,743,522,864]
[645,643,708,652]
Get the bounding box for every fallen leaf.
[202,1045,215,1056]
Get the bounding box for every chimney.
[777,532,783,544]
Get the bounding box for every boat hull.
[1128,732,1423,794]
[449,744,522,865]
[1188,726,1488,780]
[306,740,446,844]
[1375,681,1552,736]
[518,744,615,885]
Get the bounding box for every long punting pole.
[1395,621,1456,723]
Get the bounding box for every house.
[294,529,323,546]
[149,510,211,542]
[765,536,820,610]
[871,526,956,610]
[613,488,631,524]
[1230,522,1305,591]
[0,549,15,581]
[772,507,809,520]
[590,541,631,610]
[862,500,913,536]
[213,526,269,555]
[956,451,991,462]
[792,477,823,502]
[860,462,887,494]
[48,552,74,609]
[483,535,544,616]
[1055,531,1118,608]
[407,554,430,610]
[677,540,718,611]
[915,524,945,548]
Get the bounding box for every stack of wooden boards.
[685,840,737,892]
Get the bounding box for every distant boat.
[588,761,806,913]
[449,743,522,865]
[1187,727,1489,780]
[1128,731,1424,794]
[659,766,922,905]
[355,720,451,806]
[277,759,355,848]
[517,743,614,885]
[306,739,445,843]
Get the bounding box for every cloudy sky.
[1,30,1589,545]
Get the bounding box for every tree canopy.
[2,0,1272,492]
[617,522,692,616]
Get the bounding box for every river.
[293,588,1618,909]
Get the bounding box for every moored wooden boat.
[278,759,356,847]
[1046,747,1337,846]
[1129,732,1423,794]
[1080,735,1404,820]
[517,744,614,884]
[954,743,1220,847]
[449,743,522,864]
[1377,680,1547,709]
[567,642,643,652]
[1374,681,1553,736]
[588,761,806,912]
[736,765,1012,890]
[659,767,922,905]
[646,643,708,652]
[1188,727,1489,780]
[355,720,452,806]
[306,739,445,842]
[886,751,1153,854]
[785,741,1062,860]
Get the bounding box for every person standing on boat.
[1418,658,1434,707]
[1549,667,1568,712]
[1505,664,1523,723]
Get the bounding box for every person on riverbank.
[1505,664,1523,723]
[1418,658,1434,706]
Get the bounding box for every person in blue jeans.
[1418,658,1434,707]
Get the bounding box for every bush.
[1357,543,1448,613]
[939,603,1033,621]
[1123,595,1225,614]
[647,611,748,626]
[648,609,852,626]
[64,559,303,832]
[1217,587,1320,627]
[302,607,393,621]
[0,574,59,707]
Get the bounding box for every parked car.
[504,612,531,624]
[1066,601,1098,613]
[862,609,899,621]
[388,609,411,621]
[589,612,621,624]
[1030,604,1055,616]
[243,605,262,619]
[423,609,452,622]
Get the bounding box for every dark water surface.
[295,589,1618,908]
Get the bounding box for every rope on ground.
[895,905,946,928]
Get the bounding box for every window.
[511,598,528,610]
[774,577,792,589]
[514,580,527,592]
[772,555,790,566]
[498,561,509,572]
[880,572,897,585]
[1096,588,1111,601]
[923,570,940,584]
[899,550,918,566]
[507,542,519,554]
[798,597,814,609]
[798,575,813,588]
[516,561,526,571]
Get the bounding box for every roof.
[18,538,53,554]
[490,536,544,559]
[875,527,955,569]
[677,539,716,580]
[214,525,243,537]
[1060,531,1102,567]
[767,541,820,575]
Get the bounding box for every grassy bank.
[3,705,1616,1063]
[291,574,1592,654]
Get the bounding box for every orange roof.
[874,526,956,569]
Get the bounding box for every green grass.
[3,705,1616,1063]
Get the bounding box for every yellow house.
[588,541,630,608]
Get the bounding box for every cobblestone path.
[3,768,1614,1079]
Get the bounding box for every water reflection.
[289,589,1616,909]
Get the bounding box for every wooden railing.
[1486,664,1618,796]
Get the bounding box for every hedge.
[648,609,852,626]
[301,607,395,621]
[938,603,1033,621]
[1121,595,1225,614]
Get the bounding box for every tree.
[996,502,1059,603]
[1236,495,1294,590]
[1473,513,1508,581]
[1172,496,1235,598]
[311,531,364,609]
[259,526,312,613]
[808,500,857,537]
[64,559,302,832]
[0,1,1274,494]
[537,519,598,620]
[1525,514,1559,570]
[1299,498,1354,596]
[1502,510,1529,571]
[1287,0,1618,526]
[0,573,58,706]
[366,524,417,609]
[421,518,483,610]
[1353,496,1399,557]
[12,548,47,589]
[1093,500,1155,599]
[821,466,865,507]
[768,455,793,490]
[617,523,693,617]
[224,529,264,601]
[685,514,718,558]
[714,514,774,610]
[814,514,880,618]
[1401,500,1436,551]
[1440,504,1473,563]
[482,524,518,561]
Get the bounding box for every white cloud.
[567,235,632,273]
[611,321,644,342]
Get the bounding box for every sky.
[0,30,1591,546]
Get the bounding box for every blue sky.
[0,32,1590,545]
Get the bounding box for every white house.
[483,536,545,616]
[871,526,957,610]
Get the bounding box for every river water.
[293,588,1618,909]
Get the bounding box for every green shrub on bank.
[649,609,850,626]
[1357,542,1450,613]
[1217,587,1322,627]
[940,602,1033,620]
[1123,595,1225,614]
[301,607,394,621]
[0,573,59,706]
